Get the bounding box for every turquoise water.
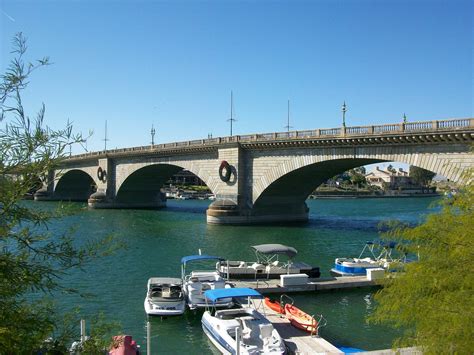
[42,197,438,353]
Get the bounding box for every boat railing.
[312,314,327,338]
[255,279,270,290]
[280,294,294,307]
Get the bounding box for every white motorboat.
[202,288,286,355]
[181,255,233,310]
[217,244,321,279]
[144,277,185,316]
[330,241,403,276]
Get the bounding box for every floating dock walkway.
[252,297,342,354]
[253,297,420,355]
[233,275,380,294]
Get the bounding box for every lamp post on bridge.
[103,120,109,151]
[341,101,347,128]
[284,99,293,133]
[150,124,156,147]
[227,91,237,137]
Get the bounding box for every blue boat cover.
[181,255,224,265]
[204,288,263,302]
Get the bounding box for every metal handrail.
[280,294,294,307]
[312,314,327,338]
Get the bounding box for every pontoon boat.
[330,241,404,276]
[217,244,320,279]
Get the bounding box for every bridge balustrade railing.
[295,130,314,138]
[275,132,298,139]
[256,133,274,140]
[438,118,472,129]
[319,128,341,136]
[189,139,204,146]
[204,138,220,144]
[66,118,472,160]
[345,126,371,135]
[404,121,434,131]
[237,134,254,142]
[373,124,402,133]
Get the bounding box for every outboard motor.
[308,267,321,278]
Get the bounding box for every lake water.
[42,197,438,353]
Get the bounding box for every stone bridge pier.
[36,118,474,225]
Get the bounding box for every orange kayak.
[264,297,284,314]
[284,303,318,334]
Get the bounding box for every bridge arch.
[115,162,216,208]
[54,169,96,201]
[252,158,384,217]
[251,147,464,207]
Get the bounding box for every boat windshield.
[217,311,255,320]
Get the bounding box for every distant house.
[365,167,411,189]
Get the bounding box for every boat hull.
[144,298,185,316]
[284,304,318,334]
[201,316,233,355]
[202,308,286,355]
[264,297,284,314]
[218,261,320,280]
[330,258,381,276]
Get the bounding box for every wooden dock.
[233,276,380,294]
[253,298,419,355]
[251,298,343,354]
[238,276,418,355]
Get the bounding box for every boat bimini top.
[360,240,398,261]
[204,288,263,303]
[181,255,225,280]
[251,244,298,264]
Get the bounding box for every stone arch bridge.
[36,118,474,224]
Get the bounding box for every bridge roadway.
[35,118,474,225]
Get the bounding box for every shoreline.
[311,193,440,199]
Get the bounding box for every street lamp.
[284,99,293,133]
[227,91,236,136]
[150,124,156,146]
[342,101,347,127]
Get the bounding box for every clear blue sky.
[1,0,472,154]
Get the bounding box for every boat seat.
[251,263,264,270]
[188,282,202,293]
[241,318,256,343]
[259,323,274,348]
[162,287,172,298]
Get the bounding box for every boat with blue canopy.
[330,240,404,277]
[181,254,233,310]
[202,288,286,354]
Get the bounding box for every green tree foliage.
[369,175,474,353]
[0,33,117,352]
[349,168,367,187]
[409,165,436,186]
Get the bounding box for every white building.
[365,166,410,189]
